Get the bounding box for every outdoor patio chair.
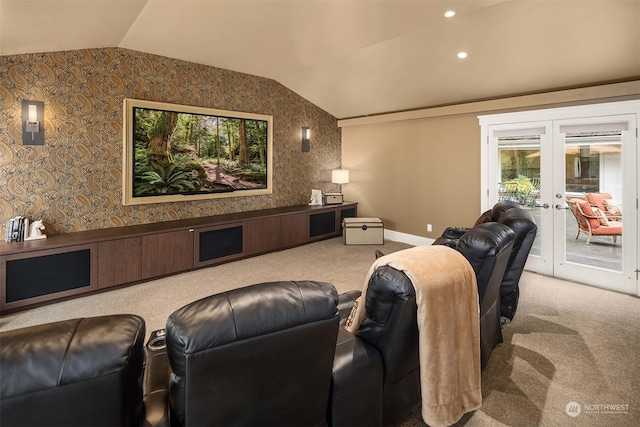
[567,198,622,245]
[585,192,622,221]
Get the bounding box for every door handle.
[541,203,550,209]
[555,204,567,210]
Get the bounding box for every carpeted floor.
[396,271,640,427]
[1,237,638,426]
[0,237,411,334]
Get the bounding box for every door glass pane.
[497,135,541,256]
[563,131,622,272]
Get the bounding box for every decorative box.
[343,217,384,245]
[325,193,344,205]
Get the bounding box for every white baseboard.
[384,229,434,246]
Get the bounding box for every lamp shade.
[331,169,350,185]
[28,104,38,122]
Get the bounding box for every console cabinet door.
[98,237,142,288]
[338,206,357,234]
[195,223,245,267]
[280,213,307,247]
[142,230,194,279]
[1,244,98,311]
[309,209,337,240]
[246,217,281,255]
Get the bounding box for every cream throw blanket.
[345,245,481,427]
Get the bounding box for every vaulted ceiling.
[1,0,638,119]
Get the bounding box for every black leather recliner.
[495,207,537,320]
[0,315,146,427]
[144,280,340,427]
[331,223,515,427]
[442,222,515,368]
[434,201,537,321]
[331,265,420,426]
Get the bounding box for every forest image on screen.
[133,107,268,198]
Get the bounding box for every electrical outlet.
[427,224,432,232]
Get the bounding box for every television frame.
[122,98,273,206]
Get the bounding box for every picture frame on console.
[122,98,273,205]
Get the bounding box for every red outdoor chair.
[567,198,622,245]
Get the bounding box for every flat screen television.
[122,98,272,205]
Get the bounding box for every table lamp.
[326,169,349,204]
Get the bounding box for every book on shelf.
[22,217,29,241]
[5,218,14,242]
[4,216,30,242]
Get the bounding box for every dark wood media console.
[0,203,357,312]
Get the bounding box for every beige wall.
[342,113,480,237]
[0,48,342,234]
[341,82,640,239]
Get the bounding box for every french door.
[480,101,639,296]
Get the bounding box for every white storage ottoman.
[343,217,384,245]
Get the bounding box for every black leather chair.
[445,222,515,368]
[144,280,340,427]
[495,207,537,321]
[0,315,146,427]
[434,201,537,321]
[434,200,521,246]
[331,224,514,427]
[331,265,420,426]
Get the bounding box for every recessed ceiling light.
[444,10,456,18]
[457,52,468,59]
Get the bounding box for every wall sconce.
[22,100,44,145]
[302,127,310,152]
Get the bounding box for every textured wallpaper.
[0,48,341,234]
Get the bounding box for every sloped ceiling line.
[1,0,638,119]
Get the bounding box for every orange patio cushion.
[576,200,600,229]
[591,221,622,235]
[585,193,612,212]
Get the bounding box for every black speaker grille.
[6,249,92,302]
[309,211,336,237]
[199,226,244,262]
[340,208,357,221]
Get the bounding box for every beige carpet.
[397,271,640,427]
[1,237,638,426]
[0,237,410,335]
